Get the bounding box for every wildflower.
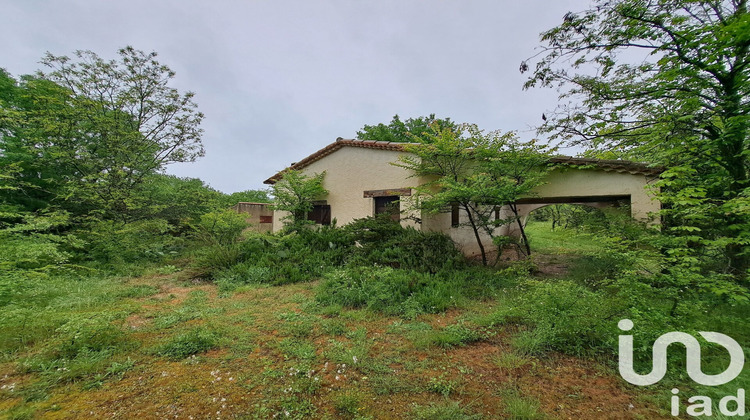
[352,356,358,364]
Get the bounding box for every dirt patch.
[124,314,150,331]
[533,253,574,277]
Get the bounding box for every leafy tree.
[271,170,328,228]
[221,189,272,207]
[129,174,223,227]
[523,0,749,276]
[397,123,553,265]
[357,114,456,143]
[1,47,204,220]
[0,71,70,216]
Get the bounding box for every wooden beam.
[514,195,630,205]
[363,188,412,198]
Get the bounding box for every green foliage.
[414,322,484,349]
[130,174,225,228]
[195,209,249,246]
[396,122,554,264]
[156,327,220,359]
[333,390,364,417]
[50,315,127,360]
[502,389,543,420]
[427,373,459,396]
[215,262,270,294]
[344,216,464,273]
[498,280,624,356]
[317,267,466,318]
[525,0,750,275]
[1,48,204,220]
[78,218,181,264]
[356,113,457,143]
[221,189,272,206]
[18,314,130,385]
[271,170,328,227]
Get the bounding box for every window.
[374,196,400,221]
[307,204,331,225]
[451,203,460,227]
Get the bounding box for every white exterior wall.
[272,147,420,232]
[528,167,660,220]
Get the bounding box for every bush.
[344,216,464,273]
[317,267,462,318]
[77,219,182,264]
[0,232,72,271]
[194,209,248,245]
[215,262,270,293]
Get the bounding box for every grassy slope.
[0,226,674,419]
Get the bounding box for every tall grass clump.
[317,266,469,318]
[494,280,624,356]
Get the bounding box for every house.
[264,138,661,257]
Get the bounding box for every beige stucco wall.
[270,148,661,259]
[527,167,660,220]
[232,202,274,233]
[271,147,420,232]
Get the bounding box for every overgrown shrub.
[0,232,72,271]
[317,267,464,318]
[194,209,248,246]
[77,219,182,264]
[344,216,464,273]
[215,262,270,293]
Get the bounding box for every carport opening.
[514,202,630,273]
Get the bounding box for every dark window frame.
[374,196,400,221]
[307,204,331,225]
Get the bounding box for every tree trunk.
[510,204,531,256]
[463,204,487,266]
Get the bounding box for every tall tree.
[524,0,749,275]
[1,47,204,220]
[357,114,456,143]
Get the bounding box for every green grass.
[0,248,698,419]
[524,221,606,255]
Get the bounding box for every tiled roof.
[548,156,663,176]
[263,138,662,184]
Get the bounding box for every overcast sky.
[2,0,590,193]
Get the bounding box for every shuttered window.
[307,204,331,225]
[374,196,400,221]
